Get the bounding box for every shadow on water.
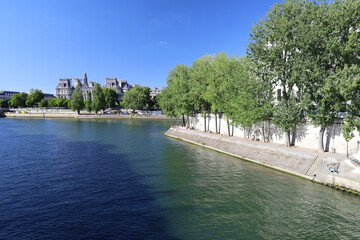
[0,131,180,240]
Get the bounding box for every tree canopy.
[159,0,360,148]
[121,86,152,111]
[92,83,106,114]
[71,86,85,114]
[26,89,44,107]
[9,92,28,108]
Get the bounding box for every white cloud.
[159,41,167,45]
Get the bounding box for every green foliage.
[92,83,105,114]
[9,92,28,108]
[121,86,152,110]
[158,64,193,119]
[39,99,47,108]
[48,98,69,108]
[71,86,85,114]
[26,89,44,107]
[248,0,312,139]
[103,88,119,108]
[85,92,92,113]
[189,56,212,114]
[221,56,273,129]
[339,65,360,141]
[0,100,7,108]
[158,0,360,146]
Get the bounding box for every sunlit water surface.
[1,118,359,239]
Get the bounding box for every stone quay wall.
[185,114,359,155]
[165,127,360,193]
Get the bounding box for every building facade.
[55,73,162,101]
[0,91,20,101]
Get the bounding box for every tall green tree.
[158,65,193,126]
[85,92,92,113]
[9,92,28,108]
[338,65,360,142]
[223,57,274,139]
[121,86,152,111]
[190,56,213,131]
[92,83,105,114]
[26,89,44,107]
[248,0,315,146]
[203,53,232,133]
[71,86,85,114]
[302,0,360,151]
[103,88,119,108]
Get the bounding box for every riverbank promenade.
[166,126,360,194]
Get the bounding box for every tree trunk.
[207,112,210,132]
[324,126,332,152]
[182,114,185,127]
[204,113,207,132]
[187,115,190,128]
[231,124,234,136]
[291,129,296,146]
[285,131,291,147]
[267,120,271,142]
[318,127,325,152]
[227,119,231,136]
[215,112,218,134]
[218,114,222,134]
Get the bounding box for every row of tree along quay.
[157,0,360,151]
[4,84,157,115]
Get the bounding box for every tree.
[301,0,360,151]
[248,0,315,147]
[48,98,71,108]
[71,86,85,114]
[121,86,152,112]
[223,56,273,139]
[26,89,44,107]
[190,56,213,131]
[202,53,231,134]
[0,100,7,108]
[9,92,28,108]
[92,83,105,114]
[85,92,92,113]
[158,65,193,126]
[39,99,47,108]
[338,65,360,142]
[103,88,119,108]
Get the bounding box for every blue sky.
[0,0,279,94]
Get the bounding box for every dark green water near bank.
[1,118,360,239]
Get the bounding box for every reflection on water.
[1,118,359,239]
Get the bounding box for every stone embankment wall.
[166,127,360,193]
[3,109,171,119]
[186,114,359,155]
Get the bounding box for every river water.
[0,118,359,239]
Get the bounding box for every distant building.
[0,91,20,101]
[55,73,140,100]
[44,93,56,101]
[104,78,138,100]
[56,78,73,99]
[150,88,163,98]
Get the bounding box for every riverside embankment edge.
[165,127,360,196]
[2,112,175,120]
